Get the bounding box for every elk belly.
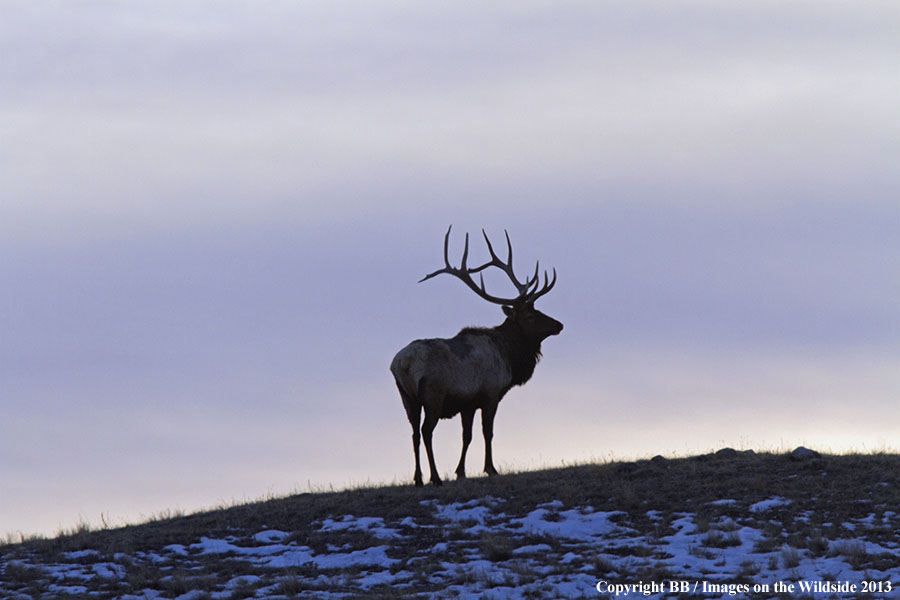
[438,394,487,419]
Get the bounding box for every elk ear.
[502,305,514,317]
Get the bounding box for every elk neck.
[493,318,543,387]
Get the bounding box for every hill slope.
[2,450,899,599]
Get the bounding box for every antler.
[419,225,557,306]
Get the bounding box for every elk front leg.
[421,409,443,486]
[455,408,476,480]
[481,403,499,476]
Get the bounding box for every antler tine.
[502,229,535,294]
[442,224,452,267]
[527,260,540,292]
[483,229,499,263]
[459,230,470,275]
[527,267,557,303]
[506,230,534,293]
[418,225,454,283]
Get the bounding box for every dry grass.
[10,451,900,555]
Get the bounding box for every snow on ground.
[2,495,899,599]
[748,497,791,513]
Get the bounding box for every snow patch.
[252,529,290,543]
[749,496,791,512]
[319,515,400,539]
[512,506,625,541]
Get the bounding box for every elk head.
[419,226,563,340]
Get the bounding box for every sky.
[2,1,899,537]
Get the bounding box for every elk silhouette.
[391,226,563,486]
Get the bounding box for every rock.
[790,446,821,461]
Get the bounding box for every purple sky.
[2,1,899,536]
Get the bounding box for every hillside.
[2,450,899,599]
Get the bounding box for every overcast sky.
[2,1,899,537]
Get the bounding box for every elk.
[390,226,563,486]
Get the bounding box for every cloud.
[3,1,900,241]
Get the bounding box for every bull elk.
[390,226,563,486]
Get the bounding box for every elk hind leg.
[418,380,443,486]
[396,380,423,487]
[455,408,475,480]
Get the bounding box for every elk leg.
[421,409,442,486]
[481,403,499,476]
[411,419,423,487]
[398,381,423,487]
[416,380,443,486]
[455,408,475,480]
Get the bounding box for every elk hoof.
[485,467,499,477]
[431,478,443,487]
[455,469,467,480]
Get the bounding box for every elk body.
[391,226,562,486]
